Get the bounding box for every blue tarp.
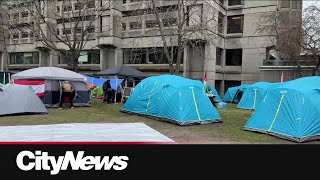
[243,76,320,142]
[223,84,250,103]
[83,75,124,90]
[237,82,281,110]
[122,75,222,126]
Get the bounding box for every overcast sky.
[303,0,320,8]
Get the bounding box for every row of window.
[124,14,243,34]
[123,47,182,64]
[11,31,33,39]
[123,18,178,30]
[10,26,95,40]
[9,48,243,66]
[56,1,96,13]
[122,0,242,6]
[9,50,100,65]
[58,27,95,35]
[217,0,301,8]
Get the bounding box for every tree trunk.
[72,57,79,73]
[174,45,183,75]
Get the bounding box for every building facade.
[0,0,302,95]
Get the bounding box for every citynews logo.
[16,151,129,175]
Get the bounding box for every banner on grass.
[13,79,45,97]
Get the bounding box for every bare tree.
[148,0,217,75]
[257,5,320,76]
[0,0,9,71]
[123,0,217,75]
[1,0,114,72]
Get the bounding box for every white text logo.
[16,151,129,175]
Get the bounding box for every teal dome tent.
[208,86,223,102]
[223,84,250,103]
[243,76,320,143]
[237,82,281,110]
[121,75,222,126]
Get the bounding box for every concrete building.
[0,0,302,95]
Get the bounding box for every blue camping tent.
[237,82,281,110]
[121,75,222,126]
[82,74,124,90]
[243,76,320,143]
[223,84,250,103]
[208,86,223,102]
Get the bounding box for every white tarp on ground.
[0,123,174,142]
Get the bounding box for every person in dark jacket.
[102,80,113,103]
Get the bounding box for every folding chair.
[121,87,133,103]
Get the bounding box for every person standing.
[59,81,75,109]
[102,80,111,103]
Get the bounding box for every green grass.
[0,100,292,144]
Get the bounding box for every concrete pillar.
[39,51,49,67]
[49,53,59,67]
[114,48,123,67]
[1,52,8,71]
[100,49,107,70]
[205,42,216,86]
[220,80,225,96]
[183,46,191,78]
[0,52,3,71]
[100,48,122,70]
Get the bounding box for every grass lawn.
[0,99,300,144]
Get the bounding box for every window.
[146,20,159,29]
[122,23,126,31]
[76,28,82,34]
[63,28,71,35]
[21,31,29,38]
[21,11,29,18]
[56,6,60,12]
[12,33,19,39]
[59,50,100,64]
[130,0,141,3]
[63,5,72,12]
[227,15,243,34]
[123,0,127,3]
[218,12,224,33]
[280,0,290,8]
[266,46,276,60]
[224,81,241,93]
[87,26,95,33]
[163,18,177,27]
[291,0,297,9]
[87,1,95,9]
[215,80,222,95]
[10,52,39,64]
[13,13,19,20]
[226,49,242,66]
[228,0,243,6]
[74,3,82,10]
[129,22,142,30]
[216,48,223,66]
[186,5,203,26]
